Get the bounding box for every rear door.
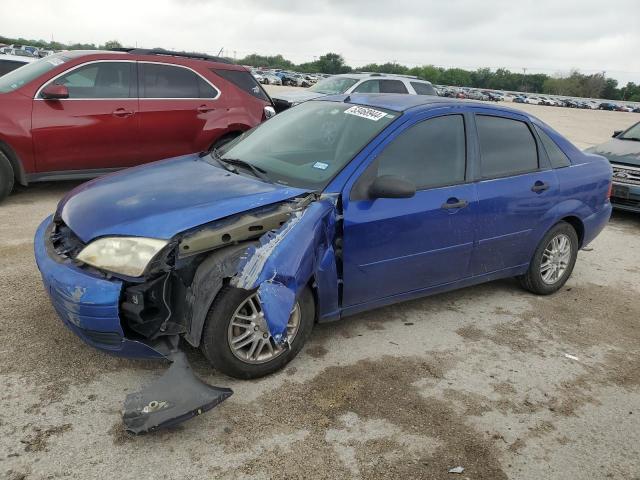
[341,111,477,307]
[470,109,559,275]
[32,61,139,172]
[137,62,222,163]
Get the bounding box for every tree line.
[2,34,637,101]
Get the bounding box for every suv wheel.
[519,221,579,295]
[201,285,315,379]
[0,151,15,202]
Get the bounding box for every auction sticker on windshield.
[344,105,387,121]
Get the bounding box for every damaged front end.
[112,193,339,433]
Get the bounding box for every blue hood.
[58,154,308,242]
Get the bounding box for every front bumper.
[610,181,640,213]
[34,216,166,359]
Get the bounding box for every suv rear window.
[213,68,269,101]
[410,81,436,96]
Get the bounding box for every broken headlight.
[76,237,168,277]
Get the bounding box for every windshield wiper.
[207,148,238,174]
[620,137,640,142]
[220,158,271,183]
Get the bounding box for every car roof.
[318,93,533,116]
[52,49,243,69]
[330,72,433,83]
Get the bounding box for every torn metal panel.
[123,350,232,434]
[232,197,338,341]
[177,203,294,259]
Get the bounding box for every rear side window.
[52,62,133,98]
[534,125,571,168]
[476,115,538,178]
[213,68,269,101]
[376,115,466,189]
[141,63,218,98]
[410,81,436,96]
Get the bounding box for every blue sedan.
[35,95,612,425]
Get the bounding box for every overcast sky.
[2,0,638,84]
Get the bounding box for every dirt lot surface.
[1,98,639,479]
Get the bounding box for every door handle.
[197,105,215,113]
[112,108,134,118]
[441,198,469,210]
[531,181,550,193]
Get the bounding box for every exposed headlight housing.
[76,237,168,277]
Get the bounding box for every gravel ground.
[1,99,639,480]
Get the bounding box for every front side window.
[534,125,571,168]
[216,101,397,190]
[308,76,358,94]
[374,115,466,189]
[49,62,132,98]
[476,115,538,178]
[141,63,218,98]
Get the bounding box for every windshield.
[215,101,398,190]
[309,76,358,94]
[620,122,640,141]
[0,54,69,93]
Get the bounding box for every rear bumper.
[34,216,165,359]
[582,203,613,247]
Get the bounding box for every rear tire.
[201,285,315,379]
[518,221,578,295]
[0,151,15,203]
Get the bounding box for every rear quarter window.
[534,125,571,168]
[213,68,269,101]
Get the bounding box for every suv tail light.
[263,106,276,120]
[607,181,612,200]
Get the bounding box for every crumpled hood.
[587,138,640,166]
[58,154,307,242]
[271,89,325,104]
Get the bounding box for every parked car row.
[271,72,437,112]
[0,48,276,201]
[0,43,56,58]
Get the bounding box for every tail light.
[607,181,612,200]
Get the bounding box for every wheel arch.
[560,215,585,248]
[0,140,28,186]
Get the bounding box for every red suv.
[0,48,275,201]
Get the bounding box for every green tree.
[315,53,351,74]
[102,40,123,50]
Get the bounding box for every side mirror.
[369,175,416,199]
[612,130,623,138]
[41,84,69,100]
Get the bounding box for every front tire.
[0,151,15,202]
[519,221,579,295]
[201,285,315,379]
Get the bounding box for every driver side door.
[341,111,478,308]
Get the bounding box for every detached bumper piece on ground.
[123,350,233,434]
